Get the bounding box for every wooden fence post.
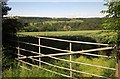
[69,42,72,77]
[38,37,41,67]
[116,43,120,79]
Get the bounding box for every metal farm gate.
[11,34,120,79]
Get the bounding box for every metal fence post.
[18,35,20,59]
[69,42,72,77]
[17,34,20,67]
[116,43,120,79]
[38,37,41,67]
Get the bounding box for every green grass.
[18,30,117,44]
[3,56,116,78]
[3,63,56,78]
[18,30,101,36]
[73,56,116,77]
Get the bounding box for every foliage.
[101,58,116,77]
[2,17,23,71]
[63,24,71,31]
[2,2,23,71]
[73,56,115,77]
[79,18,104,30]
[2,2,11,16]
[19,17,104,32]
[102,0,120,43]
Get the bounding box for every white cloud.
[6,13,106,18]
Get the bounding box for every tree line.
[18,17,104,32]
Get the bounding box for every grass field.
[18,30,102,36]
[18,30,117,44]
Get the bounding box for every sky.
[7,0,108,18]
[8,0,104,2]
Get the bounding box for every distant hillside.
[19,17,71,23]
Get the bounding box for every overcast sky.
[7,0,107,18]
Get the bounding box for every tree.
[2,1,23,70]
[2,1,11,17]
[102,1,120,78]
[102,0,120,43]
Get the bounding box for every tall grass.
[3,55,116,78]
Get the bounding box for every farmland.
[18,30,117,44]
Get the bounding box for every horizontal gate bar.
[29,57,111,79]
[11,39,114,58]
[7,33,108,46]
[16,40,70,52]
[16,53,116,70]
[16,34,109,46]
[16,59,75,78]
[41,54,116,71]
[30,47,113,58]
[16,47,112,59]
[39,37,109,46]
[16,47,39,55]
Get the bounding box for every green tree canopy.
[2,1,23,70]
[2,2,11,17]
[102,0,120,43]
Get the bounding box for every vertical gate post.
[17,34,20,66]
[116,43,120,79]
[38,37,41,67]
[17,34,20,59]
[69,42,72,77]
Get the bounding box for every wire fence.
[10,34,118,79]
